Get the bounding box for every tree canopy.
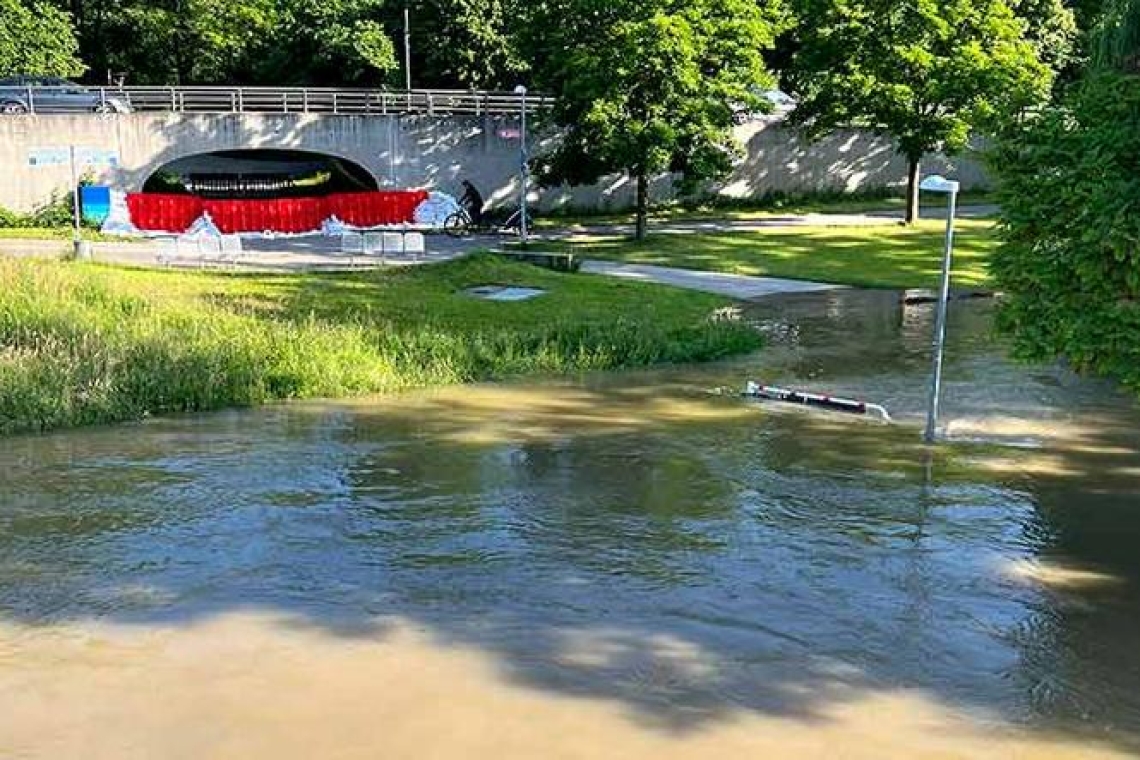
[0,0,84,77]
[787,0,1054,222]
[534,0,786,239]
[991,0,1140,395]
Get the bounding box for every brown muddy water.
[2,290,1140,759]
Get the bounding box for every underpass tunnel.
[143,149,379,199]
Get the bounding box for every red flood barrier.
[126,193,203,233]
[327,190,429,228]
[125,190,429,234]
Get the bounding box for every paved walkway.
[0,233,485,271]
[580,260,841,299]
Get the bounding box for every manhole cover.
[464,285,547,302]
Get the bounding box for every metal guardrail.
[4,86,553,116]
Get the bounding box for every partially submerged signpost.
[918,174,961,444]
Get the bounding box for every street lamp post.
[68,145,90,260]
[513,84,529,246]
[403,4,412,92]
[918,174,960,444]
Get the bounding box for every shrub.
[990,72,1140,392]
[0,207,29,228]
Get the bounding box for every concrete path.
[581,260,841,300]
[0,233,486,271]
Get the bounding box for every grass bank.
[541,219,998,289]
[0,254,760,435]
[536,190,995,229]
[0,228,142,242]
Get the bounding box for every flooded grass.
[0,254,761,435]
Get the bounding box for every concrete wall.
[0,113,989,214]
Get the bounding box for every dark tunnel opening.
[143,149,379,199]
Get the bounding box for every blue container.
[80,186,112,224]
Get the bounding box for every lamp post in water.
[513,84,529,246]
[919,174,960,444]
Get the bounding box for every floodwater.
[3,291,1140,759]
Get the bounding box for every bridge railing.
[10,86,553,116]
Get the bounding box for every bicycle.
[443,206,529,238]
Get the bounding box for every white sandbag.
[404,232,425,254]
[100,190,141,236]
[382,232,405,254]
[322,215,351,236]
[413,192,462,228]
[186,212,222,237]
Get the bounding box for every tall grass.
[0,255,760,435]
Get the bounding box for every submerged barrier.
[743,381,892,422]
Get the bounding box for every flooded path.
[2,291,1140,758]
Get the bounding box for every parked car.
[0,76,132,115]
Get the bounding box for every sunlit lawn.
[535,191,994,229]
[546,219,998,289]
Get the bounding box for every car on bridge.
[0,77,132,115]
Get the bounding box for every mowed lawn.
[548,219,999,289]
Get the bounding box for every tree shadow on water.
[1,370,1140,751]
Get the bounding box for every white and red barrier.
[122,190,432,235]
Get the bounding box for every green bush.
[0,207,29,228]
[990,72,1140,392]
[28,193,79,228]
[0,193,84,230]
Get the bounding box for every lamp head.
[513,85,528,96]
[919,175,960,194]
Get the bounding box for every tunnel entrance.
[143,149,378,199]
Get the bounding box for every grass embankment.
[545,219,999,289]
[0,254,760,435]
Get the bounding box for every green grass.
[539,219,999,289]
[0,254,761,435]
[535,190,995,229]
[0,227,144,242]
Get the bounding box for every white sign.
[28,147,119,169]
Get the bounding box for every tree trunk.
[635,172,649,242]
[905,156,921,225]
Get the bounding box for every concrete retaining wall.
[0,113,989,214]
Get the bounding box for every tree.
[788,0,1052,223]
[260,0,397,85]
[534,0,785,240]
[60,0,396,86]
[1011,0,1079,75]
[0,0,84,77]
[407,0,524,89]
[1093,0,1140,70]
[991,0,1140,394]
